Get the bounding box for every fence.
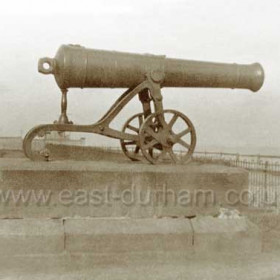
[193,152,280,210]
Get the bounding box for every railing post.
[236,153,239,166]
[257,154,261,164]
[264,161,268,206]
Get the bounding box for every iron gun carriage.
[23,44,265,164]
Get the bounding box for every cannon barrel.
[38,44,264,92]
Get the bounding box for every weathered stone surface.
[246,211,280,252]
[0,159,248,218]
[0,219,64,255]
[192,216,262,254]
[65,218,193,253]
[0,250,280,280]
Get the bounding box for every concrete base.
[0,159,248,218]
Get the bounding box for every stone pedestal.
[0,159,248,218]
[0,158,264,278]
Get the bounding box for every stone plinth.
[0,157,269,279]
[0,159,248,218]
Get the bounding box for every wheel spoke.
[177,139,191,149]
[168,149,178,163]
[148,148,154,157]
[138,115,144,126]
[127,125,139,133]
[176,128,191,139]
[168,114,178,129]
[121,113,144,162]
[142,139,158,150]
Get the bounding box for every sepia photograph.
[0,0,279,279]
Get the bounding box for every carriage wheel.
[120,113,145,161]
[139,109,196,164]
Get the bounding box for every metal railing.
[193,152,280,210]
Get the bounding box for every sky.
[0,0,279,154]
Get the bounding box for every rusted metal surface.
[24,44,265,164]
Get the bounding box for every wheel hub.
[156,129,175,147]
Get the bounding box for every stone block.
[247,212,280,252]
[65,218,193,254]
[0,218,64,255]
[191,216,261,254]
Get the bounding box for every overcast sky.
[0,0,279,153]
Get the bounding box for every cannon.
[23,44,265,164]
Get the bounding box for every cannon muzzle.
[38,44,264,92]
